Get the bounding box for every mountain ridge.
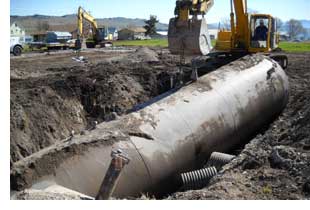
[10,14,310,35]
[10,15,170,33]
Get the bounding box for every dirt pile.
[10,48,180,163]
[127,47,160,63]
[169,53,310,200]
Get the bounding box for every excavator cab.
[249,15,278,52]
[168,0,214,56]
[95,27,107,42]
[85,27,106,48]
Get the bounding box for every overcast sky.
[10,0,310,24]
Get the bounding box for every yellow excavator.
[75,6,113,49]
[168,0,288,69]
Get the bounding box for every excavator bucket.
[168,17,212,56]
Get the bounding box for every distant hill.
[10,14,169,34]
[10,14,310,35]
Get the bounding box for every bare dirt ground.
[10,48,310,200]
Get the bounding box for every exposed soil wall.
[10,47,181,163]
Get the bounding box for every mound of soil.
[127,47,160,63]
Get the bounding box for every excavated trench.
[10,50,186,163]
[10,47,250,165]
[10,47,240,165]
[11,51,291,199]
[10,48,310,200]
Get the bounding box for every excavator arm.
[77,6,99,40]
[174,0,214,21]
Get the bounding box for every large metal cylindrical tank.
[11,55,289,198]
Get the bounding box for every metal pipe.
[11,54,289,198]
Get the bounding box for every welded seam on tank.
[176,107,197,147]
[127,138,154,185]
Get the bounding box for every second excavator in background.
[75,6,113,49]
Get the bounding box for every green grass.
[113,39,310,53]
[279,42,310,52]
[114,39,168,47]
[22,39,310,53]
[114,39,217,48]
[22,44,32,52]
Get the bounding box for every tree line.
[284,19,308,40]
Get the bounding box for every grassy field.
[114,39,168,47]
[278,42,310,52]
[114,39,310,52]
[21,39,310,53]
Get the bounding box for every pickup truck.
[10,37,23,56]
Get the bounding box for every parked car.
[10,37,23,56]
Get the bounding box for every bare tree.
[275,18,283,31]
[287,19,304,39]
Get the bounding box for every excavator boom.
[230,0,249,49]
[77,6,98,40]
